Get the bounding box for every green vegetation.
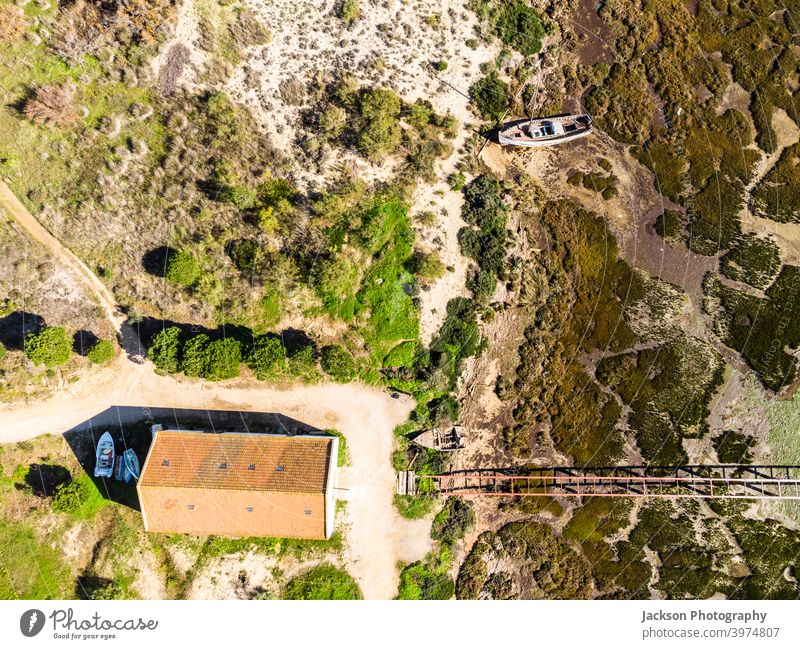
[720,234,782,289]
[431,497,474,544]
[321,344,357,382]
[394,494,437,519]
[752,143,800,223]
[338,0,360,23]
[51,473,106,519]
[459,175,508,301]
[397,544,454,600]
[472,0,546,56]
[148,327,181,375]
[247,335,286,380]
[0,520,71,599]
[713,430,755,464]
[596,337,725,465]
[283,564,362,600]
[165,250,201,287]
[567,169,618,200]
[87,339,115,364]
[24,326,72,368]
[468,71,509,121]
[654,209,685,245]
[707,267,800,392]
[457,521,591,599]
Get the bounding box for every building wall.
[138,486,328,540]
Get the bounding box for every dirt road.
[0,180,123,332]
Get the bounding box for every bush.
[397,545,455,600]
[321,344,357,382]
[284,564,362,600]
[383,341,419,368]
[148,327,181,374]
[87,339,114,364]
[431,497,475,544]
[203,338,242,381]
[165,250,201,286]
[24,83,78,128]
[494,0,545,56]
[469,71,509,121]
[24,326,72,368]
[394,494,436,519]
[414,250,445,280]
[181,334,210,377]
[338,0,360,22]
[248,335,286,380]
[51,475,104,518]
[357,87,402,160]
[719,234,781,289]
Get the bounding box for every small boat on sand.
[412,425,466,452]
[94,432,115,478]
[498,113,592,147]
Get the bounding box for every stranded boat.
[412,425,466,452]
[498,113,592,147]
[94,431,115,478]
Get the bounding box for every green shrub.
[719,234,781,289]
[287,344,319,381]
[431,497,475,544]
[494,0,545,56]
[397,545,454,600]
[24,326,71,368]
[148,327,181,374]
[181,334,210,377]
[87,339,114,364]
[321,344,357,382]
[394,494,436,519]
[713,430,755,464]
[415,250,445,280]
[203,338,242,381]
[469,71,509,121]
[227,238,265,276]
[357,87,402,160]
[165,250,201,286]
[51,474,104,518]
[383,340,419,368]
[284,564,362,600]
[327,429,350,466]
[338,0,360,22]
[248,335,286,380]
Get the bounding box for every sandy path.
[0,180,122,332]
[0,353,427,598]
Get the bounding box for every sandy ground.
[0,180,122,332]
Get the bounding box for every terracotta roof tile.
[139,431,333,493]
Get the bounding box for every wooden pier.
[396,465,800,500]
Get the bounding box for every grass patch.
[283,564,362,600]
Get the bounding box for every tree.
[248,335,286,380]
[24,326,72,368]
[165,250,201,286]
[202,338,242,381]
[181,334,210,377]
[87,339,114,364]
[414,250,445,280]
[148,327,181,374]
[468,72,509,121]
[321,344,357,382]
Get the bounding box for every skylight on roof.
[161,459,170,467]
[219,462,228,469]
[248,463,256,470]
[276,465,285,472]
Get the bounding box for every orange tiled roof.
[139,430,333,493]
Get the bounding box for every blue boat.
[94,432,115,478]
[115,448,140,483]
